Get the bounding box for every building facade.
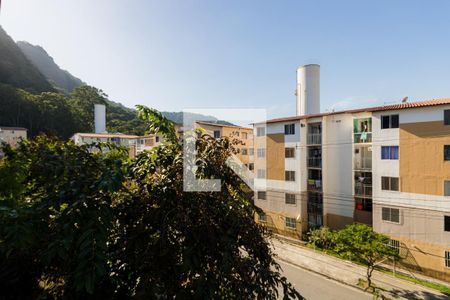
[253,64,450,281]
[0,127,27,148]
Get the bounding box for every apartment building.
[254,64,450,281]
[195,121,254,169]
[71,132,159,158]
[0,127,27,147]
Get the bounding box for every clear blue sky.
[2,0,450,118]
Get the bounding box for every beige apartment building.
[195,121,254,169]
[253,64,450,281]
[0,127,27,148]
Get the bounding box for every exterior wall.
[0,128,27,147]
[322,114,354,229]
[373,204,450,281]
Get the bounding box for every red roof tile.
[262,98,450,124]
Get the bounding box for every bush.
[306,227,334,250]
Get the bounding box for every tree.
[332,224,398,289]
[0,107,302,299]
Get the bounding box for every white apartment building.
[254,64,450,281]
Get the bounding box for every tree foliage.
[0,107,302,299]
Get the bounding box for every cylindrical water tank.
[94,104,106,133]
[296,64,320,116]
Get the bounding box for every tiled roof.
[0,126,28,131]
[195,121,252,130]
[74,133,151,139]
[263,98,450,124]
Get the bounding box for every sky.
[2,0,450,119]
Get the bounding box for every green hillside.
[17,41,85,93]
[0,26,54,93]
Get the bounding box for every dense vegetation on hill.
[0,26,232,138]
[0,26,54,93]
[0,111,301,299]
[17,41,85,94]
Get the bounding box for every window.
[257,169,266,179]
[248,163,254,171]
[285,171,295,182]
[156,136,160,143]
[242,132,248,139]
[446,251,450,268]
[285,193,296,205]
[444,110,450,125]
[257,191,267,200]
[213,130,221,139]
[389,239,400,255]
[249,148,254,156]
[256,127,266,137]
[284,123,295,135]
[381,177,399,191]
[259,213,267,223]
[381,115,399,129]
[285,147,295,158]
[381,146,399,160]
[445,216,450,232]
[445,145,450,161]
[445,181,450,196]
[285,217,296,229]
[257,148,266,158]
[382,207,400,223]
[241,148,248,155]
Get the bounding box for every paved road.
[278,260,372,300]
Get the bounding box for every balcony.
[307,157,322,168]
[307,133,322,145]
[354,132,372,143]
[354,209,373,226]
[354,183,372,198]
[307,179,322,192]
[354,157,372,170]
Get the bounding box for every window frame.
[285,147,295,158]
[381,176,399,191]
[285,170,296,182]
[256,127,266,137]
[284,123,295,135]
[444,145,450,161]
[257,148,266,158]
[257,169,266,179]
[382,207,400,223]
[444,109,450,126]
[389,239,400,255]
[445,180,450,197]
[241,148,248,155]
[257,191,267,200]
[445,251,450,268]
[445,216,450,232]
[285,193,296,205]
[213,130,221,139]
[381,146,399,160]
[285,217,296,229]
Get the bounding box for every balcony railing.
[307,157,322,168]
[307,179,322,192]
[307,133,322,145]
[354,132,372,143]
[354,157,372,170]
[354,183,372,198]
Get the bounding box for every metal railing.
[354,132,372,143]
[354,157,372,170]
[354,183,372,197]
[307,133,322,145]
[307,179,322,192]
[307,157,322,168]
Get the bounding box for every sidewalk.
[271,237,449,300]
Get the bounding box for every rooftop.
[73,132,152,139]
[263,98,450,124]
[195,121,252,130]
[0,127,28,131]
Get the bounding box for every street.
[278,259,372,300]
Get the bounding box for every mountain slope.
[0,26,53,93]
[17,41,84,93]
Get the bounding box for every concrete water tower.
[296,64,320,116]
[94,104,106,133]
